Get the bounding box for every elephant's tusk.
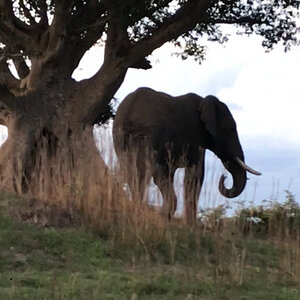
[235,157,262,176]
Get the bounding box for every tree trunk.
[0,78,114,218]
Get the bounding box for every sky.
[74,30,300,211]
[1,27,299,212]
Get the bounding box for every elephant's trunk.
[218,156,261,198]
[218,170,246,198]
[218,157,246,198]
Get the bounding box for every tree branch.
[38,0,49,28]
[66,16,108,74]
[77,64,127,126]
[20,0,38,27]
[0,0,39,55]
[0,47,22,92]
[126,0,174,27]
[12,56,30,80]
[1,43,30,80]
[0,59,20,92]
[47,0,74,54]
[207,16,265,26]
[126,0,215,66]
[75,14,128,125]
[0,0,15,23]
[1,0,35,34]
[0,84,19,127]
[47,1,107,75]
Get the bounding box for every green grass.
[0,194,299,299]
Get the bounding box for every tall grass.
[2,124,299,286]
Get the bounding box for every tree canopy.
[0,0,299,92]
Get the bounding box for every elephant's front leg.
[184,151,205,225]
[153,168,176,220]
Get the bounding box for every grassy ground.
[0,193,299,299]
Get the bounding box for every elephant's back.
[113,87,200,151]
[117,87,174,119]
[114,88,175,132]
[114,87,200,125]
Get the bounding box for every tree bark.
[0,71,120,213]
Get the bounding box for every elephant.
[112,87,261,224]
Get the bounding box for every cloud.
[216,43,300,143]
[239,134,300,202]
[115,41,248,99]
[227,102,244,111]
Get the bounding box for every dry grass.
[17,127,169,251]
[1,125,299,287]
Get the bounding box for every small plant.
[198,204,226,233]
[235,191,300,239]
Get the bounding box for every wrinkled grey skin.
[113,87,259,223]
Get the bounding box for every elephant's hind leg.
[117,148,150,203]
[153,168,176,220]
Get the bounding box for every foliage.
[235,191,300,238]
[1,0,299,76]
[198,204,226,232]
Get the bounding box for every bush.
[235,191,300,238]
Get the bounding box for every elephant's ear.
[199,96,218,139]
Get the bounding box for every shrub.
[235,191,300,238]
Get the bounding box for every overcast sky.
[74,31,300,210]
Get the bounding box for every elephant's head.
[199,95,261,198]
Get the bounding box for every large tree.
[0,0,299,202]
